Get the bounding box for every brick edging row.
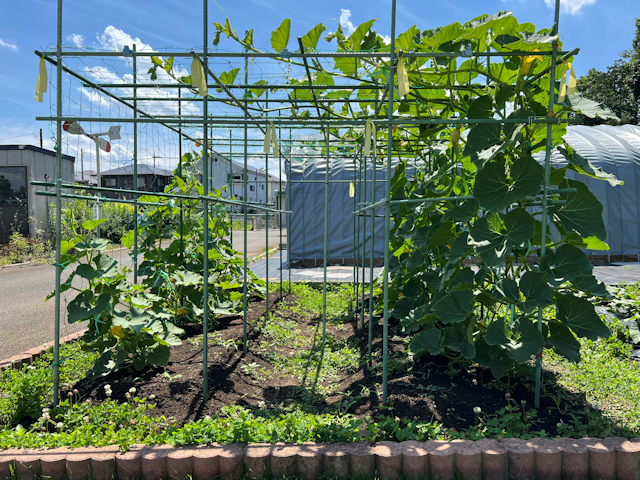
[0,330,87,372]
[1,437,640,480]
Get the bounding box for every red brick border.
[0,330,87,371]
[0,438,638,480]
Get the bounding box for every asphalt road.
[0,228,285,360]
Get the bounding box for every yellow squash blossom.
[520,49,544,76]
[110,326,125,339]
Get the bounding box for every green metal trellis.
[43,0,566,411]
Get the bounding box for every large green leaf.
[67,291,92,323]
[469,209,534,266]
[571,274,610,298]
[409,327,444,357]
[558,145,622,187]
[443,323,476,359]
[464,123,502,159]
[486,320,509,346]
[302,23,327,51]
[146,344,171,367]
[82,219,107,231]
[552,179,607,241]
[473,156,542,213]
[446,231,472,262]
[563,232,609,251]
[95,254,118,278]
[443,199,479,223]
[518,271,553,313]
[505,319,544,363]
[545,321,581,363]
[121,230,135,249]
[271,19,291,52]
[494,278,520,303]
[559,93,620,122]
[467,95,494,119]
[556,294,611,340]
[548,244,593,282]
[400,304,434,333]
[432,288,475,324]
[428,221,457,249]
[349,19,377,50]
[475,338,514,378]
[395,25,418,51]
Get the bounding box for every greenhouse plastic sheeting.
[287,157,387,263]
[541,124,640,256]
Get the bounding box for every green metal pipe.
[321,127,330,378]
[52,0,63,409]
[361,153,367,330]
[535,0,562,411]
[368,84,380,362]
[36,115,583,126]
[265,89,270,324]
[133,44,139,284]
[30,181,288,213]
[201,0,210,403]
[35,191,165,207]
[40,49,573,59]
[382,0,398,406]
[242,46,249,356]
[179,90,185,271]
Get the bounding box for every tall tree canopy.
[577,18,640,125]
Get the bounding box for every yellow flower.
[520,49,544,76]
[176,307,187,315]
[110,326,125,339]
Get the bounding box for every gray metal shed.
[0,145,75,242]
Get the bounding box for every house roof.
[0,144,75,161]
[100,164,173,176]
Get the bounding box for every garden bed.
[63,283,638,439]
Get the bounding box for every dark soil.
[72,291,619,436]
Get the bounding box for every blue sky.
[0,0,638,175]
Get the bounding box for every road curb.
[0,329,87,371]
[1,438,639,480]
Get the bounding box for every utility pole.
[81,149,84,180]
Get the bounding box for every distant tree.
[576,18,640,125]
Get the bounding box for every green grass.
[278,281,357,322]
[544,318,640,433]
[0,341,97,427]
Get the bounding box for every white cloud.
[544,0,596,15]
[340,9,356,35]
[66,34,84,48]
[0,38,17,51]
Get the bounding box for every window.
[103,177,116,187]
[0,166,27,205]
[250,185,255,191]
[233,175,241,180]
[138,175,146,186]
[261,184,264,190]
